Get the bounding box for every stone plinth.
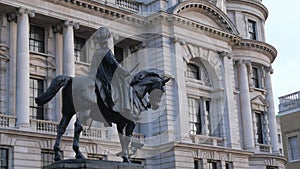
[43,159,145,169]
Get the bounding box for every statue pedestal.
[43,159,145,169]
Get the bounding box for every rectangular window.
[248,20,257,40]
[278,134,281,143]
[226,162,233,169]
[0,148,8,169]
[41,150,55,167]
[29,25,45,53]
[252,67,259,88]
[207,160,218,169]
[288,136,300,161]
[255,113,264,144]
[74,36,86,62]
[188,98,201,135]
[29,78,44,119]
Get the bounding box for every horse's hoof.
[122,156,132,164]
[75,152,85,159]
[54,156,62,162]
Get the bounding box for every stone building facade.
[278,91,300,169]
[0,0,286,168]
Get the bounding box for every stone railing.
[256,143,271,153]
[30,119,58,133]
[82,126,107,140]
[190,134,224,147]
[115,0,141,12]
[279,91,300,111]
[0,114,16,128]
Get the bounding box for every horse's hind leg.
[73,118,85,159]
[54,114,72,161]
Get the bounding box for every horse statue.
[35,69,170,163]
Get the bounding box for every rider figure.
[89,27,131,117]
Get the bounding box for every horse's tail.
[35,75,72,106]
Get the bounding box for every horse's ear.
[162,78,171,85]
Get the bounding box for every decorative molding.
[64,20,80,29]
[233,39,277,63]
[53,25,63,34]
[218,51,232,59]
[18,7,35,18]
[7,13,17,23]
[171,0,239,35]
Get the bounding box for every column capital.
[237,59,249,66]
[265,66,274,74]
[63,20,80,29]
[218,51,232,59]
[18,7,35,17]
[7,13,17,22]
[53,25,63,34]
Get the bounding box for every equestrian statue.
[35,27,170,163]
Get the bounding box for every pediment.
[251,95,268,111]
[170,0,239,35]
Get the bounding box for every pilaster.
[7,12,17,116]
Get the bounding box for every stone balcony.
[279,91,300,112]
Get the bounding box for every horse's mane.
[130,69,162,86]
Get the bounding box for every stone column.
[15,8,35,128]
[63,20,78,133]
[7,13,17,116]
[53,25,63,122]
[63,20,77,76]
[265,67,279,154]
[238,60,255,151]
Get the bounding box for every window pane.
[29,78,44,120]
[74,36,86,62]
[0,148,8,169]
[187,64,199,80]
[29,25,45,53]
[248,20,257,40]
[288,136,300,160]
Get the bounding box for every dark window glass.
[248,20,257,40]
[266,166,279,169]
[252,67,259,88]
[74,36,86,62]
[29,25,45,53]
[207,160,218,169]
[114,46,124,63]
[194,160,199,169]
[87,154,103,160]
[187,63,199,80]
[255,113,264,144]
[0,148,8,169]
[29,78,44,119]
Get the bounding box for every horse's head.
[130,70,170,110]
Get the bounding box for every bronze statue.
[35,27,170,164]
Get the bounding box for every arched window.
[187,63,199,80]
[187,62,212,87]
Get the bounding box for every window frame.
[287,134,300,162]
[0,148,9,169]
[248,19,257,40]
[29,77,44,120]
[187,63,200,80]
[29,25,45,53]
[74,36,86,62]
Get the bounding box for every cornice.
[46,0,147,25]
[226,0,268,20]
[145,11,240,44]
[233,39,277,63]
[169,0,239,35]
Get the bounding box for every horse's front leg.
[73,118,85,159]
[54,115,72,161]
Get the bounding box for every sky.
[263,0,300,113]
